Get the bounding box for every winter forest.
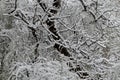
[0,0,120,80]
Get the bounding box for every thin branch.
[95,9,113,22]
[15,11,29,25]
[8,0,17,14]
[33,5,40,24]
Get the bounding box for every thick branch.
[53,0,61,8]
[78,0,87,11]
[54,43,71,57]
[37,0,47,12]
